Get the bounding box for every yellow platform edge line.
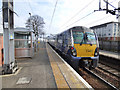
[46,44,69,88]
[47,43,93,89]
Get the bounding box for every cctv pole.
[2,0,17,74]
[118,1,120,53]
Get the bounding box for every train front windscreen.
[72,31,97,57]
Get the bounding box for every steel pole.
[2,0,17,74]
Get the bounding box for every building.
[91,22,119,41]
[91,22,119,52]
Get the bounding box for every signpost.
[2,0,17,74]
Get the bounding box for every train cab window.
[72,31,96,45]
[73,31,84,44]
[85,32,96,44]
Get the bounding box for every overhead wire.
[60,0,96,28]
[85,0,119,27]
[85,15,111,26]
[0,7,2,12]
[61,11,95,30]
[102,0,120,14]
[49,0,58,30]
[60,0,118,30]
[102,0,117,8]
[103,0,117,9]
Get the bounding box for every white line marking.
[0,67,22,77]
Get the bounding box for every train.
[48,26,99,70]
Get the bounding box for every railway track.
[99,55,120,71]
[84,67,118,90]
[98,63,120,78]
[60,57,119,88]
[88,62,120,89]
[49,43,119,89]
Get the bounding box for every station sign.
[4,22,8,29]
[9,32,14,40]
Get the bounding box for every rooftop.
[90,21,119,29]
[14,27,34,32]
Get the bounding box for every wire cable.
[60,0,95,28]
[103,0,117,9]
[49,0,58,30]
[0,8,2,12]
[102,0,117,8]
[85,15,111,26]
[61,11,95,30]
[85,0,118,26]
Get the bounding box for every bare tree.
[26,15,45,51]
[26,15,45,36]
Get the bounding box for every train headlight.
[94,52,98,56]
[94,47,99,56]
[73,52,76,56]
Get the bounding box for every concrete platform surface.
[46,43,92,89]
[1,42,92,89]
[1,42,56,88]
[99,50,120,60]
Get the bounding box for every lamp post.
[29,13,32,30]
[29,13,34,56]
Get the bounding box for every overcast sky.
[0,0,119,35]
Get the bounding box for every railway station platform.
[0,42,92,89]
[99,50,120,60]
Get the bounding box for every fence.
[99,40,119,52]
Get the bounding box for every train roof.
[69,26,92,31]
[61,26,93,34]
[54,26,94,36]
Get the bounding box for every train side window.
[58,35,63,44]
[62,34,65,45]
[57,36,59,43]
